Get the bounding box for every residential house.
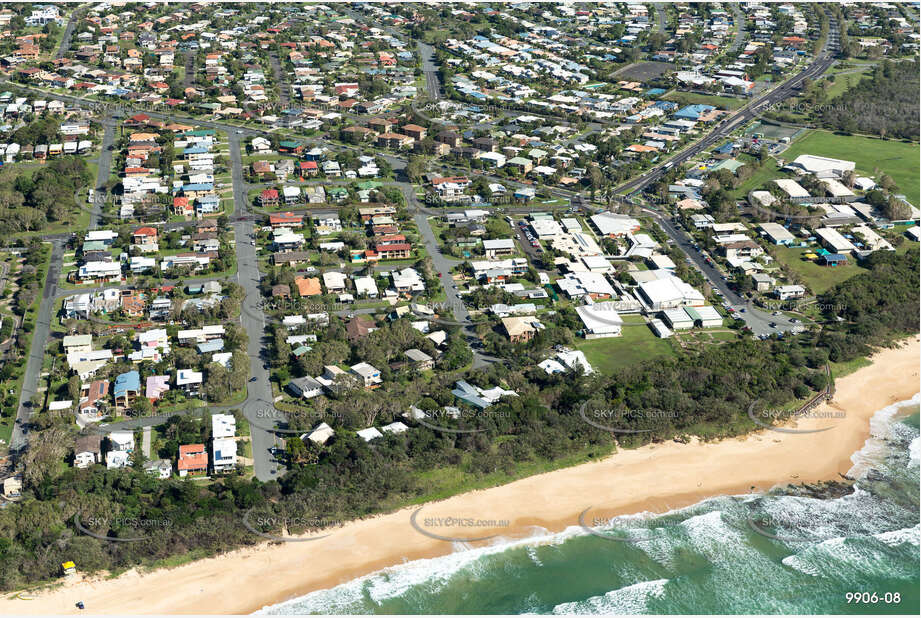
[113,371,140,408]
[178,444,208,477]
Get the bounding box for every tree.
[405,155,426,183]
[132,396,153,418]
[67,375,82,402]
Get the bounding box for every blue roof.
[675,104,716,120]
[452,380,490,410]
[646,88,667,96]
[114,370,140,397]
[183,146,209,155]
[182,183,213,192]
[823,253,848,262]
[197,339,225,353]
[714,142,735,154]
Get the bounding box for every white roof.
[750,190,776,208]
[357,427,383,442]
[306,422,335,444]
[85,230,118,241]
[382,421,409,434]
[689,305,723,323]
[662,307,693,325]
[558,271,616,298]
[591,212,640,236]
[212,438,237,461]
[790,154,855,175]
[815,227,857,252]
[483,238,516,250]
[575,302,623,334]
[556,349,593,374]
[211,413,236,439]
[176,369,203,385]
[354,275,378,295]
[759,222,796,242]
[773,178,810,199]
[638,276,705,306]
[822,179,854,198]
[323,271,347,289]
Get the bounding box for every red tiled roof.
[178,444,207,471]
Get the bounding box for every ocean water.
[259,395,921,615]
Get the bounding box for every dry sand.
[3,337,918,615]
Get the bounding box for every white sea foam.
[551,578,668,615]
[256,523,594,614]
[781,554,821,576]
[258,396,920,615]
[874,524,921,548]
[848,393,921,479]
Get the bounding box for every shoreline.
[3,337,918,615]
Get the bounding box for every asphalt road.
[615,31,838,196]
[228,132,281,482]
[402,186,497,369]
[417,41,442,100]
[55,8,80,60]
[182,51,196,91]
[268,51,290,109]
[728,3,748,53]
[654,3,666,34]
[648,210,795,337]
[91,114,116,229]
[10,240,64,453]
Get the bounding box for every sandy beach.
[3,337,918,615]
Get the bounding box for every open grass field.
[576,315,677,375]
[781,130,920,206]
[773,246,868,295]
[662,90,746,111]
[729,155,783,200]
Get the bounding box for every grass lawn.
[820,69,872,98]
[782,130,920,206]
[729,155,783,200]
[662,91,746,111]
[575,315,677,375]
[773,246,868,295]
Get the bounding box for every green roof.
[684,307,702,321]
[280,140,302,148]
[711,158,745,173]
[327,187,348,196]
[183,129,215,137]
[357,180,382,190]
